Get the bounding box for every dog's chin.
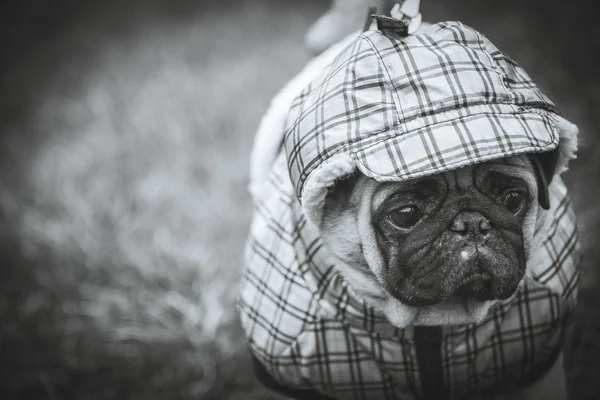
[379,295,499,328]
[380,277,522,327]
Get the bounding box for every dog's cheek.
[321,209,364,266]
[521,201,539,261]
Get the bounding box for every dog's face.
[322,155,548,326]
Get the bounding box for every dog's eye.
[503,191,526,214]
[389,206,421,229]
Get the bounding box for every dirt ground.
[0,0,598,399]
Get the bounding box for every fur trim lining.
[248,32,360,202]
[554,115,579,175]
[301,154,356,227]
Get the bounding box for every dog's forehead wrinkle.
[474,163,538,198]
[370,175,446,210]
[444,166,475,192]
[501,154,529,167]
[476,164,534,178]
[477,155,528,167]
[371,180,419,210]
[456,166,475,190]
[444,170,458,191]
[473,156,535,183]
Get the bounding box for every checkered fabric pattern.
[239,152,580,399]
[239,18,581,400]
[284,21,560,202]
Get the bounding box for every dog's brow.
[386,178,438,195]
[477,170,531,197]
[482,155,529,168]
[476,163,532,178]
[372,178,441,211]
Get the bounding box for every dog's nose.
[449,211,491,235]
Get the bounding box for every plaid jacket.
[239,20,581,399]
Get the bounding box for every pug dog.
[321,155,549,328]
[320,155,569,400]
[241,12,580,400]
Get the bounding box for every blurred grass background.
[0,0,598,399]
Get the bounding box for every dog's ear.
[554,116,579,175]
[528,117,579,210]
[528,150,558,210]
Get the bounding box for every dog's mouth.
[454,272,493,298]
[450,270,521,305]
[386,244,524,307]
[447,243,524,300]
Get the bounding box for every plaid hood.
[283,20,578,226]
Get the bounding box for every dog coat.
[239,18,581,400]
